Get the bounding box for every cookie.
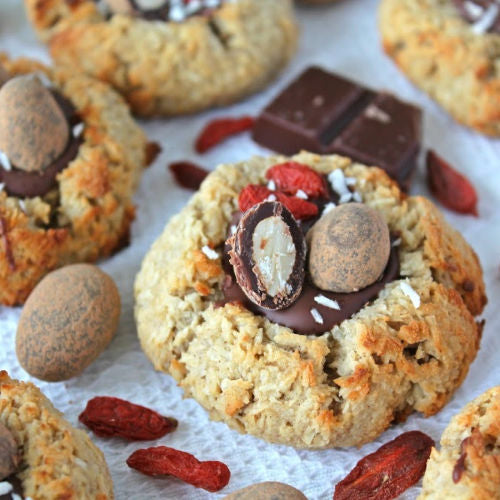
[0,55,148,306]
[379,0,500,136]
[0,371,113,499]
[419,386,500,499]
[134,151,486,449]
[24,0,298,117]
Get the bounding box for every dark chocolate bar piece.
[252,67,422,190]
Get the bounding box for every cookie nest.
[24,0,298,116]
[419,386,500,499]
[379,0,500,136]
[0,371,113,499]
[134,152,486,448]
[0,55,148,305]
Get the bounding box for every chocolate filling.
[220,179,400,336]
[0,91,83,198]
[0,475,24,500]
[453,0,500,33]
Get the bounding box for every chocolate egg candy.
[228,201,306,310]
[309,203,390,293]
[223,482,307,500]
[0,64,10,88]
[16,264,121,382]
[0,422,20,481]
[0,75,69,173]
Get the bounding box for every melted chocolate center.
[453,0,500,33]
[220,182,401,336]
[0,91,83,198]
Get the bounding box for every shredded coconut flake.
[314,294,341,310]
[267,180,276,191]
[0,182,4,193]
[400,281,421,309]
[0,483,13,495]
[230,225,237,235]
[339,192,353,204]
[18,200,26,212]
[202,245,219,260]
[472,3,499,33]
[310,308,324,324]
[464,0,485,19]
[345,177,357,187]
[352,191,362,203]
[322,202,336,215]
[392,238,402,247]
[12,494,22,500]
[0,150,12,171]
[74,457,88,469]
[73,123,84,138]
[266,194,277,202]
[295,189,308,199]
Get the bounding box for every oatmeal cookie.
[0,371,113,499]
[24,0,298,117]
[134,152,486,449]
[419,386,500,499]
[0,55,148,306]
[379,0,500,136]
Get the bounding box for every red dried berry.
[195,116,255,153]
[238,185,318,220]
[266,162,328,198]
[169,161,209,190]
[334,431,434,500]
[79,397,178,441]
[145,141,162,167]
[127,446,230,492]
[426,150,478,216]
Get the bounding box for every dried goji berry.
[169,161,209,190]
[145,141,162,167]
[195,116,255,153]
[79,397,178,441]
[127,446,230,492]
[238,185,318,220]
[426,150,478,216]
[334,431,434,500]
[266,162,328,198]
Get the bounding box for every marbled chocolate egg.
[223,482,307,500]
[308,203,391,293]
[16,264,121,382]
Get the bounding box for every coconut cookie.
[135,151,486,449]
[0,55,148,306]
[379,0,500,136]
[0,371,113,499]
[24,0,298,117]
[419,386,500,499]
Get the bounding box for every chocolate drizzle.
[0,91,83,198]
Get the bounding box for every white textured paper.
[1,1,500,499]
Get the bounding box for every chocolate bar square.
[252,67,422,190]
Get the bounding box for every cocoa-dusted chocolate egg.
[0,422,20,481]
[16,264,121,382]
[0,64,10,88]
[0,75,69,173]
[223,482,307,500]
[228,201,306,310]
[308,203,390,293]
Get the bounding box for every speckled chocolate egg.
[16,264,121,382]
[223,482,307,500]
[308,203,390,293]
[0,75,69,173]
